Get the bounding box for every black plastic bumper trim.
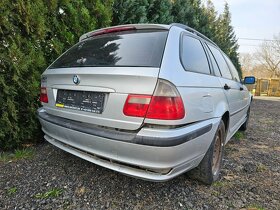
[38,111,212,147]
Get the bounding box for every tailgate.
[41,29,168,130]
[42,67,159,130]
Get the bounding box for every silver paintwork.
[38,24,251,181]
[42,67,160,130]
[39,110,220,181]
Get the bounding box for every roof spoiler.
[79,24,170,42]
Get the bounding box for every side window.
[207,44,232,80]
[204,44,221,77]
[181,35,210,74]
[223,54,241,82]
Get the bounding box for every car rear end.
[38,24,219,181]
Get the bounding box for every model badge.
[73,75,80,85]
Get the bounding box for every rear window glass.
[49,30,168,69]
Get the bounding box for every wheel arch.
[213,100,230,138]
[221,111,230,135]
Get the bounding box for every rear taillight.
[146,96,185,120]
[123,95,151,117]
[146,80,185,120]
[40,87,48,103]
[123,80,185,120]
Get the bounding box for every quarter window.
[207,44,232,80]
[181,36,210,74]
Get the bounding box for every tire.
[239,106,250,131]
[188,120,226,185]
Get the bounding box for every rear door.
[41,29,168,130]
[206,44,244,134]
[222,53,249,118]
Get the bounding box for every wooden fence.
[248,78,280,97]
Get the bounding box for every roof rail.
[171,23,217,46]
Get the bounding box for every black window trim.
[202,41,221,77]
[179,32,212,76]
[205,42,235,81]
[179,31,241,83]
[221,52,241,83]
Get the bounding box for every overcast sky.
[209,0,280,54]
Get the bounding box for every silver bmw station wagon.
[38,24,255,184]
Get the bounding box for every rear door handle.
[224,84,231,90]
[240,87,244,91]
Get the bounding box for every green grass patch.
[0,148,34,162]
[247,204,266,210]
[211,190,220,196]
[14,148,34,159]
[256,163,268,172]
[7,187,17,195]
[35,188,63,199]
[212,181,228,187]
[233,131,245,140]
[0,152,10,162]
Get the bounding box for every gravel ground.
[0,97,279,210]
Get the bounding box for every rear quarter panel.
[145,26,229,125]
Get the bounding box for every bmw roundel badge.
[73,75,80,85]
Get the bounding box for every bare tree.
[256,34,280,78]
[240,53,254,75]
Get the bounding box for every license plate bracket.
[55,89,105,114]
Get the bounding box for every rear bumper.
[38,108,220,181]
